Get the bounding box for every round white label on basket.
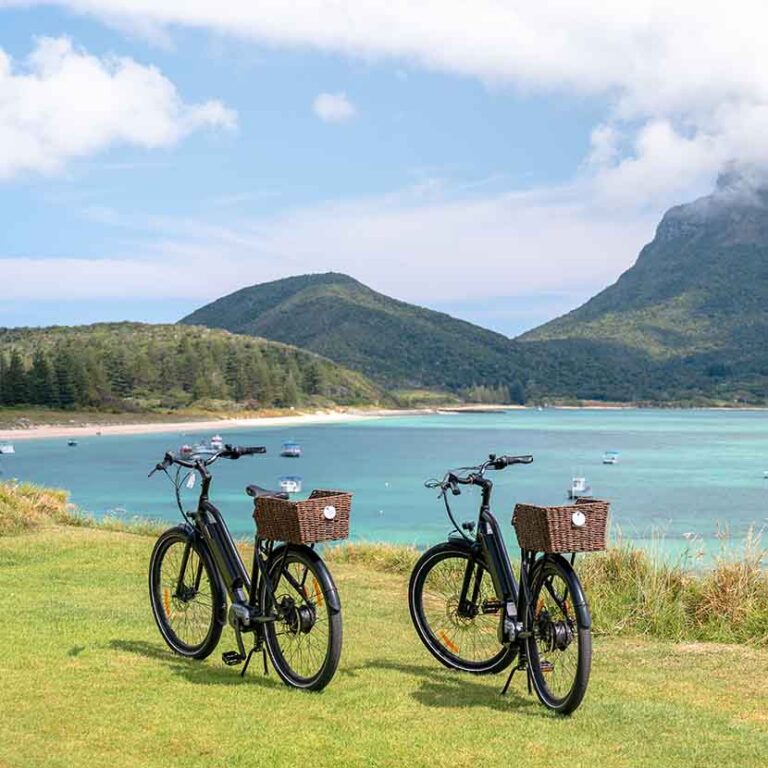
[323,505,337,520]
[571,510,587,528]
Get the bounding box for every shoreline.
[1,401,766,442]
[0,409,398,442]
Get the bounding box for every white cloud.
[0,180,658,310]
[9,1,768,202]
[313,91,356,123]
[0,36,236,179]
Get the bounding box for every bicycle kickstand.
[240,648,255,678]
[240,643,269,678]
[501,666,517,695]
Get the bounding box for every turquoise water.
[2,410,767,553]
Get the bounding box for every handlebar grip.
[493,454,534,468]
[148,452,174,477]
[240,446,267,455]
[222,444,267,459]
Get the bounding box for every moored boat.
[280,441,302,458]
[0,442,15,455]
[279,475,303,494]
[568,476,592,499]
[602,450,619,465]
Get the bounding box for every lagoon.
[2,409,767,553]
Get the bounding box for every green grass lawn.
[1,525,767,768]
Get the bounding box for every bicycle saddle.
[245,484,289,500]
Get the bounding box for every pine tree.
[281,371,301,407]
[54,350,77,409]
[0,353,7,406]
[29,351,59,406]
[6,350,28,405]
[510,380,527,405]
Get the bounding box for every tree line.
[0,324,380,410]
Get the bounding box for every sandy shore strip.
[0,410,395,442]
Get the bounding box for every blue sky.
[1,2,762,334]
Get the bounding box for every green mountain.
[521,174,768,402]
[0,323,382,411]
[182,178,768,406]
[181,273,529,399]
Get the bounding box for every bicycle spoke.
[420,554,503,663]
[158,540,214,649]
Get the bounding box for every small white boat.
[191,442,217,457]
[210,434,224,450]
[280,441,302,458]
[603,450,619,465]
[67,439,78,447]
[0,442,15,455]
[568,476,592,499]
[279,476,303,494]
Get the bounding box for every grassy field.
[1,521,767,768]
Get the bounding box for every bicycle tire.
[525,555,592,714]
[261,545,342,691]
[409,542,516,674]
[148,525,226,659]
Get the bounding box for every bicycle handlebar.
[435,453,533,494]
[148,444,267,477]
[491,454,533,469]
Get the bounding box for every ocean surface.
[2,410,767,555]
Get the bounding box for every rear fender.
[269,544,342,614]
[531,553,591,629]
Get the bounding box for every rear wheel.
[409,543,515,674]
[526,556,591,714]
[261,546,342,691]
[149,526,226,659]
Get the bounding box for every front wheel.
[261,545,342,691]
[409,543,516,674]
[148,526,226,659]
[525,556,592,714]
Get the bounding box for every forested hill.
[520,174,768,403]
[181,272,529,401]
[0,323,382,411]
[181,175,768,406]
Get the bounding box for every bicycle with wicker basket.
[408,453,608,714]
[147,444,350,691]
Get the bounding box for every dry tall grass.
[2,481,766,645]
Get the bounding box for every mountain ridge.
[182,177,768,404]
[181,272,529,398]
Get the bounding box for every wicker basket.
[253,489,351,544]
[512,498,609,553]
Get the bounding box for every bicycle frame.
[174,463,291,644]
[446,473,552,652]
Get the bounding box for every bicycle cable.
[425,467,481,544]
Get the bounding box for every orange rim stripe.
[438,631,460,654]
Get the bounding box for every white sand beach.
[0,410,387,442]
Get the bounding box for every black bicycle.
[147,444,342,691]
[408,454,592,714]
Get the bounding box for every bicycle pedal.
[222,651,245,666]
